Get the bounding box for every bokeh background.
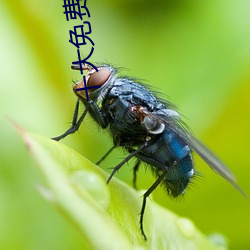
[1,1,250,249]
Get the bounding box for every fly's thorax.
[73,64,117,106]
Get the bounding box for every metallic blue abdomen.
[136,128,194,197]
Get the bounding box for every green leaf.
[19,128,226,250]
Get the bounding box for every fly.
[52,63,247,240]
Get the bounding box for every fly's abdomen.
[163,129,194,197]
[137,128,194,197]
[164,153,193,197]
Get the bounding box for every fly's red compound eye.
[73,66,112,99]
[87,68,111,91]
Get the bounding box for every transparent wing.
[149,110,247,198]
[170,121,247,198]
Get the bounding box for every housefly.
[52,63,246,240]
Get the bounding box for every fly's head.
[72,64,117,104]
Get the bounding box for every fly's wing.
[151,109,247,198]
[182,131,248,198]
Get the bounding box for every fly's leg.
[88,100,107,129]
[52,99,89,141]
[52,99,107,141]
[107,144,146,184]
[133,160,141,189]
[140,172,166,240]
[96,145,116,165]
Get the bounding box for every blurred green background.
[1,0,250,249]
